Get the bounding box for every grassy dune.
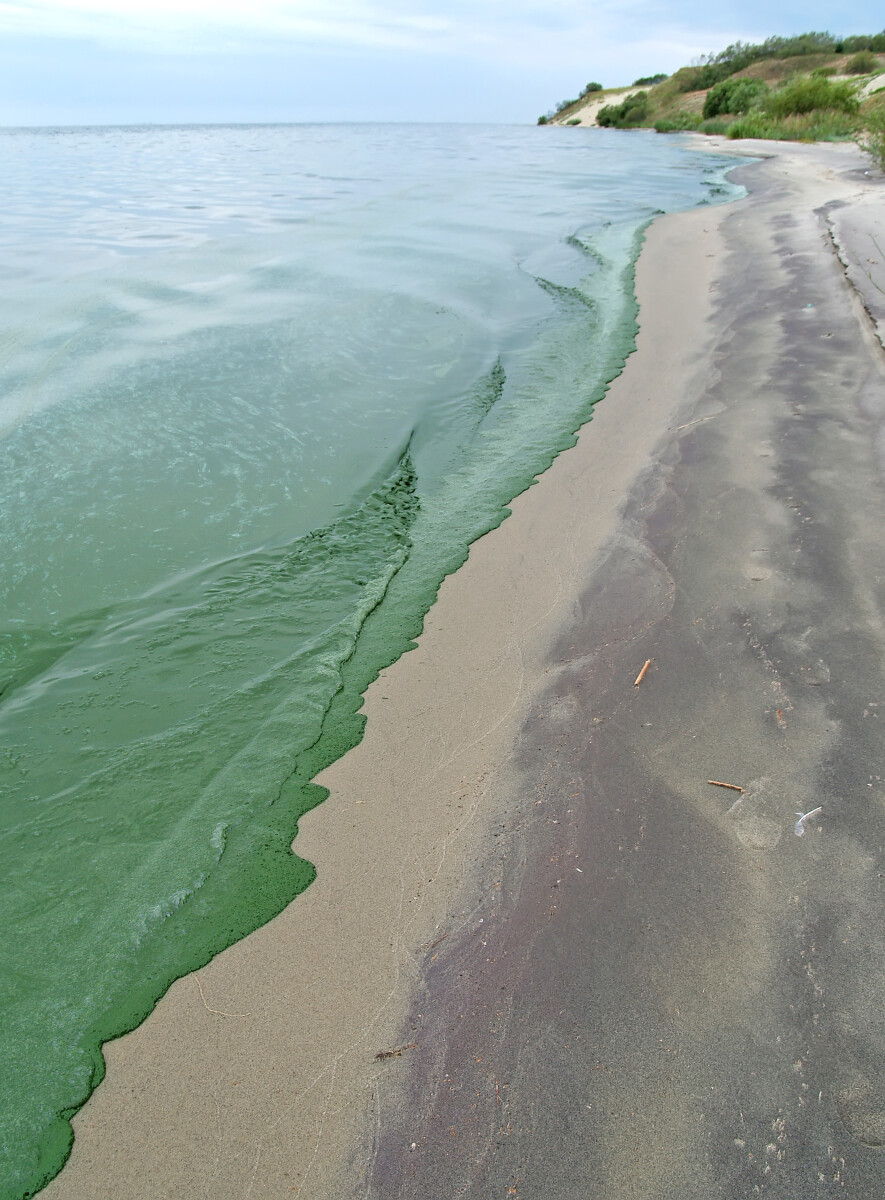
[544,31,885,167]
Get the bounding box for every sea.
[0,122,743,1197]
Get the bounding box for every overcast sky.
[1,0,882,126]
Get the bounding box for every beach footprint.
[835,1074,885,1148]
[725,777,783,851]
[746,548,773,583]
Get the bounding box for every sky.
[0,0,882,126]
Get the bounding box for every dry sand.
[44,140,885,1198]
[553,87,645,126]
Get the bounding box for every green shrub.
[537,115,549,125]
[859,108,885,169]
[672,66,707,93]
[764,75,859,117]
[633,73,668,86]
[654,114,700,132]
[582,82,603,94]
[789,111,859,138]
[684,64,728,91]
[544,28,885,132]
[727,114,777,139]
[566,118,582,126]
[597,91,650,128]
[667,30,885,96]
[762,32,837,57]
[840,33,885,54]
[703,77,768,118]
[846,50,879,74]
[676,31,841,93]
[698,118,732,135]
[654,115,730,136]
[728,109,860,142]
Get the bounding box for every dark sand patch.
[357,150,885,1198]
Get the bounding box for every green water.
[0,123,743,1197]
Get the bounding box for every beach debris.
[195,974,251,1019]
[634,659,653,687]
[794,807,822,837]
[708,779,744,793]
[375,1042,418,1061]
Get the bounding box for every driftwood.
[375,1043,418,1061]
[633,659,653,687]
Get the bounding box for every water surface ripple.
[0,122,741,1197]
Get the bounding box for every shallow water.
[0,122,742,1197]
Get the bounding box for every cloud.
[0,1,461,51]
[0,1,763,62]
[1,0,882,125]
[1,0,880,57]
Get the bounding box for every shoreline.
[44,141,885,1198]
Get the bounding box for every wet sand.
[44,141,885,1198]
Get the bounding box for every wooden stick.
[375,1043,418,1061]
[707,780,744,793]
[634,659,653,687]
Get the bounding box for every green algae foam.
[0,123,743,1198]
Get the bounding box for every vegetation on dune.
[727,110,861,142]
[765,75,859,116]
[723,75,864,143]
[673,32,846,92]
[541,27,885,166]
[597,91,650,129]
[538,79,610,123]
[859,106,885,169]
[703,77,769,118]
[839,32,885,53]
[653,115,731,135]
[846,50,880,73]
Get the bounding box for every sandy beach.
[43,139,885,1198]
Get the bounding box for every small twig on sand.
[495,1078,501,1106]
[375,1043,418,1062]
[634,659,653,687]
[708,779,744,793]
[427,933,448,951]
[195,974,251,1018]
